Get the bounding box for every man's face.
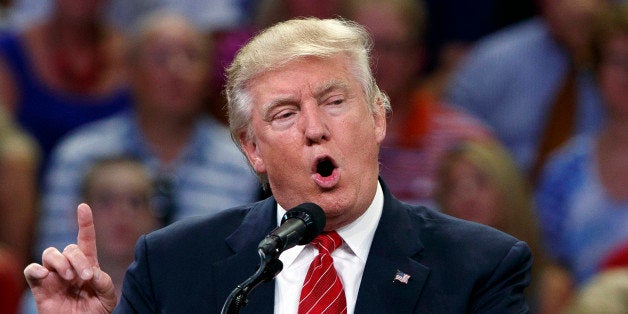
[351,2,422,103]
[240,55,386,230]
[132,21,208,118]
[542,0,603,58]
[88,164,159,264]
[598,34,628,116]
[438,156,501,228]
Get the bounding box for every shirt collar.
[276,181,384,266]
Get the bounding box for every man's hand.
[24,203,117,313]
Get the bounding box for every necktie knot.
[312,231,342,253]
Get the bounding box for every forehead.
[247,55,361,101]
[141,21,200,49]
[88,164,149,186]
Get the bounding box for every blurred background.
[1,0,627,313]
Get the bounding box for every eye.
[266,105,299,129]
[272,109,296,121]
[320,94,347,116]
[327,96,344,106]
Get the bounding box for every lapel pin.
[393,269,411,284]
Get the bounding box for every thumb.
[91,267,117,312]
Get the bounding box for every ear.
[373,97,387,144]
[239,131,267,174]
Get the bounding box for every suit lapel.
[210,181,431,313]
[355,181,430,313]
[212,198,278,314]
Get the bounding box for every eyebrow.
[261,95,299,121]
[261,79,351,119]
[313,79,351,100]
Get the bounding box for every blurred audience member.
[422,0,536,73]
[434,140,545,307]
[0,0,10,27]
[600,241,628,271]
[81,156,162,300]
[343,0,493,206]
[446,0,607,181]
[566,268,628,314]
[0,0,50,31]
[254,0,342,29]
[4,0,245,34]
[34,11,259,257]
[106,0,245,35]
[0,244,22,313]
[535,2,628,312]
[0,105,38,313]
[206,0,345,125]
[567,242,628,314]
[0,0,131,174]
[21,156,162,313]
[0,106,39,270]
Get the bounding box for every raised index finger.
[77,203,99,267]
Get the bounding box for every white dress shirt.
[274,182,384,314]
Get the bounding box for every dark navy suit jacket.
[115,181,532,313]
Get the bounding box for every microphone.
[222,203,325,313]
[258,202,326,259]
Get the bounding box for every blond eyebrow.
[260,79,352,120]
[261,95,299,121]
[314,79,351,100]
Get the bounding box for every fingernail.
[65,269,74,280]
[93,267,100,281]
[26,265,48,279]
[81,268,93,280]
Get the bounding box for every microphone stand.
[221,250,283,314]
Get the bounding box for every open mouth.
[316,157,336,177]
[312,156,340,188]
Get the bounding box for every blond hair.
[435,140,546,297]
[225,18,391,146]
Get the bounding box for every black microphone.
[258,202,326,259]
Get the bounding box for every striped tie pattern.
[298,231,347,314]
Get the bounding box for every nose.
[302,104,330,145]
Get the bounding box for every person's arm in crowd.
[537,263,574,314]
[0,131,39,268]
[0,54,18,112]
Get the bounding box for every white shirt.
[274,182,384,314]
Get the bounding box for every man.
[34,11,260,256]
[342,0,494,207]
[445,0,606,181]
[24,18,532,313]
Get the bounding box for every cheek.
[476,190,501,220]
[601,72,628,100]
[253,136,298,173]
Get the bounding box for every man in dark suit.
[24,18,532,313]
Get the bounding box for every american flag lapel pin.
[393,269,411,284]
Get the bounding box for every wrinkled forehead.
[245,54,366,101]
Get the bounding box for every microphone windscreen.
[281,203,326,245]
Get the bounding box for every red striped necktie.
[298,231,347,314]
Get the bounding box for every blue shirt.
[445,18,605,172]
[535,135,628,285]
[35,110,260,255]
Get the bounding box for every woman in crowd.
[535,2,628,312]
[434,140,546,309]
[0,0,131,172]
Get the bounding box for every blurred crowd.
[0,0,626,313]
